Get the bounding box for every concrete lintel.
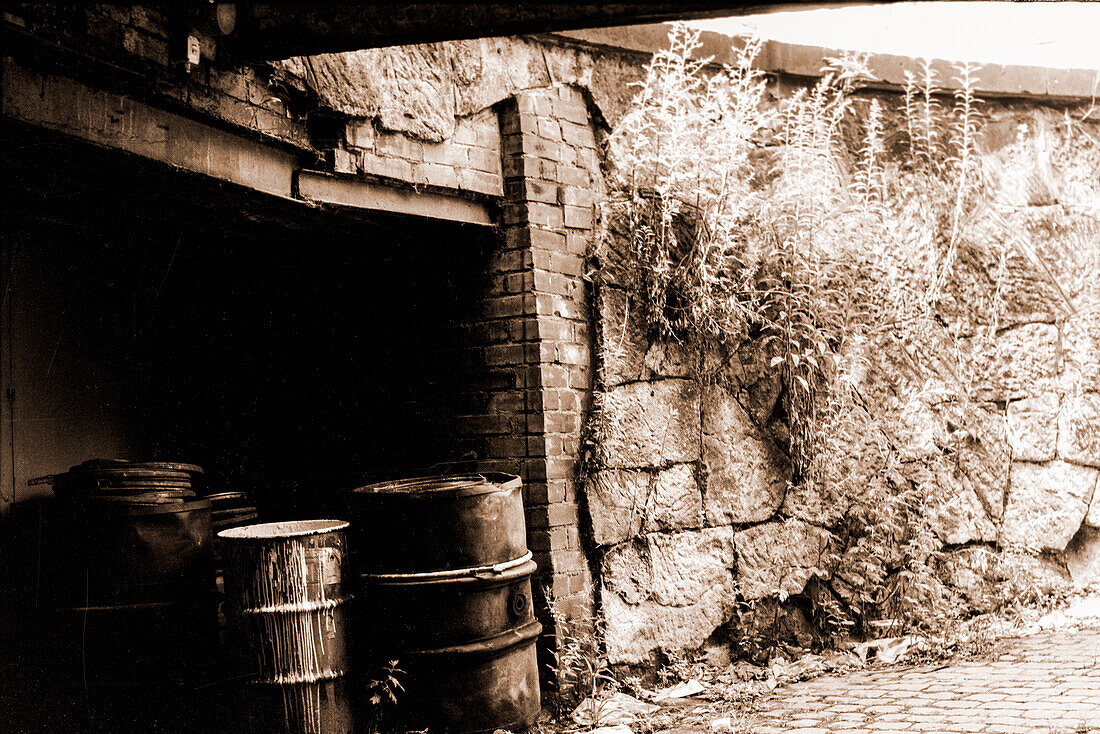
[296,170,494,226]
[1,58,297,199]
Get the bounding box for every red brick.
[564,204,594,229]
[489,248,525,273]
[550,252,584,277]
[501,112,540,136]
[559,186,593,208]
[529,228,567,251]
[457,169,501,195]
[546,480,567,504]
[542,364,568,388]
[483,294,528,319]
[561,120,595,148]
[454,121,478,145]
[467,146,501,173]
[423,141,469,167]
[414,161,460,189]
[524,482,550,505]
[488,390,526,413]
[526,435,547,459]
[526,203,564,228]
[537,118,562,141]
[474,123,499,149]
[375,132,424,160]
[546,456,577,480]
[546,411,579,433]
[501,132,525,156]
[517,95,553,116]
[484,343,525,366]
[553,97,590,125]
[359,152,414,181]
[559,165,591,187]
[566,232,589,256]
[486,435,529,458]
[523,136,562,159]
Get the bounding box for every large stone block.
[702,384,789,524]
[1007,393,1059,462]
[930,474,998,545]
[952,403,1010,522]
[733,520,833,600]
[587,469,648,546]
[1002,460,1099,551]
[599,287,692,387]
[1065,524,1100,585]
[587,465,703,546]
[964,324,1059,401]
[601,528,736,664]
[643,464,704,534]
[1059,393,1100,468]
[939,546,1000,613]
[599,379,700,469]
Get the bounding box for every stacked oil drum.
[38,459,215,727]
[351,473,542,733]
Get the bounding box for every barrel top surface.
[353,473,521,499]
[218,518,349,540]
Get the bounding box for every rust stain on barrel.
[220,519,354,734]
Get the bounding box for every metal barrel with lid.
[351,473,541,733]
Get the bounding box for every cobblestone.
[745,628,1100,733]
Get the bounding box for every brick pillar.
[489,86,601,624]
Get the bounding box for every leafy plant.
[598,23,1023,640]
[544,587,617,723]
[361,659,404,734]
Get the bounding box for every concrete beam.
[2,59,496,226]
[225,2,864,60]
[1,59,297,199]
[296,170,493,226]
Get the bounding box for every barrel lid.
[70,459,204,475]
[353,473,521,499]
[218,519,349,541]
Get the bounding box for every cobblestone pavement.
[745,628,1100,733]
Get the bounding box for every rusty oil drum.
[352,473,541,733]
[219,520,354,734]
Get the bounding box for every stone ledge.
[554,25,1100,102]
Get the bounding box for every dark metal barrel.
[352,473,541,733]
[219,519,354,734]
[33,460,216,729]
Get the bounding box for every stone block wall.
[588,99,1100,665]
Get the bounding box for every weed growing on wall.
[595,23,1054,640]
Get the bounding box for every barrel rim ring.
[218,518,349,540]
[89,498,211,516]
[352,472,521,498]
[360,553,535,584]
[401,619,543,657]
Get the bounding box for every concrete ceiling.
[216,2,885,60]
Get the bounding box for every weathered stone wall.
[591,96,1100,665]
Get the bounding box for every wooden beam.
[296,170,494,226]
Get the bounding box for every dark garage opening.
[2,121,501,586]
